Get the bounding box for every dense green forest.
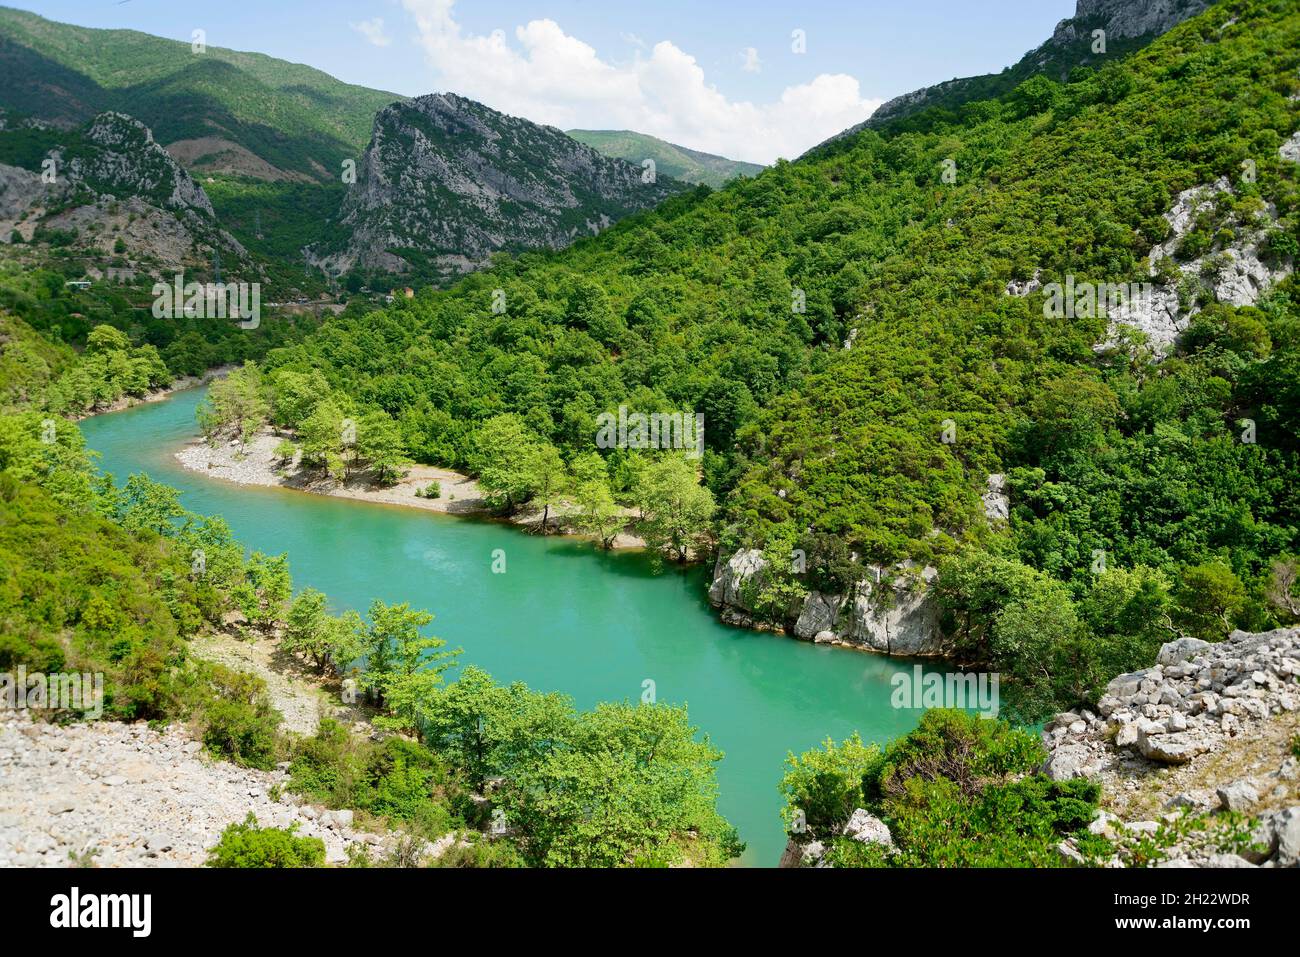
[0,264,324,414]
[215,0,1300,718]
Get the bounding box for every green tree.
[472,414,538,511]
[634,454,715,561]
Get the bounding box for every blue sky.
[14,1,1077,162]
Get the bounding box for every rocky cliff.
[0,110,246,273]
[312,93,685,280]
[709,548,946,657]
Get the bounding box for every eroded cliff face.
[0,110,246,272]
[707,548,946,658]
[312,93,684,280]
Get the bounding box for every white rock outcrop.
[709,550,946,657]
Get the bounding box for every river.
[80,385,949,866]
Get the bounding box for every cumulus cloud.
[399,0,881,164]
[351,17,392,47]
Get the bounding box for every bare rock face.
[313,93,684,279]
[68,112,216,217]
[0,111,246,268]
[1054,0,1212,44]
[1090,174,1292,356]
[708,549,945,657]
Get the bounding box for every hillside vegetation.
[0,5,398,182]
[568,129,764,188]
[241,0,1300,718]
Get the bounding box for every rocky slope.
[779,627,1300,867]
[311,93,685,280]
[815,0,1212,149]
[0,709,384,867]
[1041,627,1300,867]
[0,110,247,273]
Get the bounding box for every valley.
[0,0,1298,890]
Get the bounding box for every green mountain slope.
[567,130,764,187]
[0,5,399,182]
[255,0,1300,719]
[814,0,1212,150]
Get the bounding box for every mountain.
[0,109,247,275]
[258,0,1300,721]
[566,130,764,188]
[816,0,1212,149]
[312,94,688,281]
[0,5,399,183]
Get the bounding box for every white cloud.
[741,47,762,74]
[399,0,881,164]
[351,17,392,48]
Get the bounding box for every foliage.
[206,813,325,868]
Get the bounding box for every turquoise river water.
[80,386,952,866]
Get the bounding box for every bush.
[188,663,284,770]
[206,813,325,868]
[783,711,1104,868]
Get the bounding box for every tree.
[1266,557,1300,620]
[117,474,185,535]
[198,364,269,446]
[85,324,131,355]
[526,442,565,530]
[1173,561,1246,641]
[634,454,715,561]
[298,398,347,480]
[570,452,624,549]
[472,414,538,512]
[359,601,460,730]
[242,551,291,633]
[357,410,410,486]
[273,439,296,468]
[282,588,333,671]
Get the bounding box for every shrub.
[206,813,325,868]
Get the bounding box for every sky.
[14,0,1078,163]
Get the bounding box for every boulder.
[1157,637,1212,667]
[1136,726,1211,764]
[1042,743,1100,781]
[1216,780,1258,813]
[793,592,841,640]
[842,809,892,847]
[1272,808,1300,868]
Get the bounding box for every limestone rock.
[842,809,892,847]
